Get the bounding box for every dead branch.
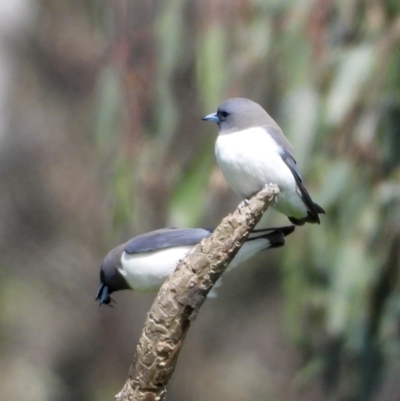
[116,184,280,401]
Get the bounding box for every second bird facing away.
[96,225,295,305]
[203,97,325,226]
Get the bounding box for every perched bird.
[96,225,295,305]
[203,97,325,225]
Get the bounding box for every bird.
[202,97,325,225]
[95,225,295,305]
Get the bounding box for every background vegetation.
[1,1,399,400]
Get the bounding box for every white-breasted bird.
[95,225,294,305]
[203,97,325,225]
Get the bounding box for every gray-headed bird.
[96,225,294,305]
[203,98,325,225]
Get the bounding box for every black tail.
[289,202,326,226]
[249,225,295,248]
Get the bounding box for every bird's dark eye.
[220,111,229,118]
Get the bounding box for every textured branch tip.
[116,184,279,401]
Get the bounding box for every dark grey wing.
[124,228,213,254]
[265,124,294,156]
[265,126,322,223]
[281,150,321,223]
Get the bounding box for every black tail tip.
[289,202,326,225]
[269,226,295,248]
[314,203,326,214]
[280,225,295,236]
[269,225,296,249]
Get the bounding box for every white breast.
[215,127,307,218]
[120,245,194,292]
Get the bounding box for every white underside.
[119,236,273,294]
[215,127,307,219]
[120,245,193,292]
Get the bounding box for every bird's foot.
[261,183,277,191]
[261,183,278,205]
[237,199,250,211]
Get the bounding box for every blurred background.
[1,0,399,400]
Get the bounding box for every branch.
[116,184,280,401]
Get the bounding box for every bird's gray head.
[202,97,272,134]
[95,244,131,306]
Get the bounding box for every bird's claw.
[237,199,250,211]
[262,183,278,205]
